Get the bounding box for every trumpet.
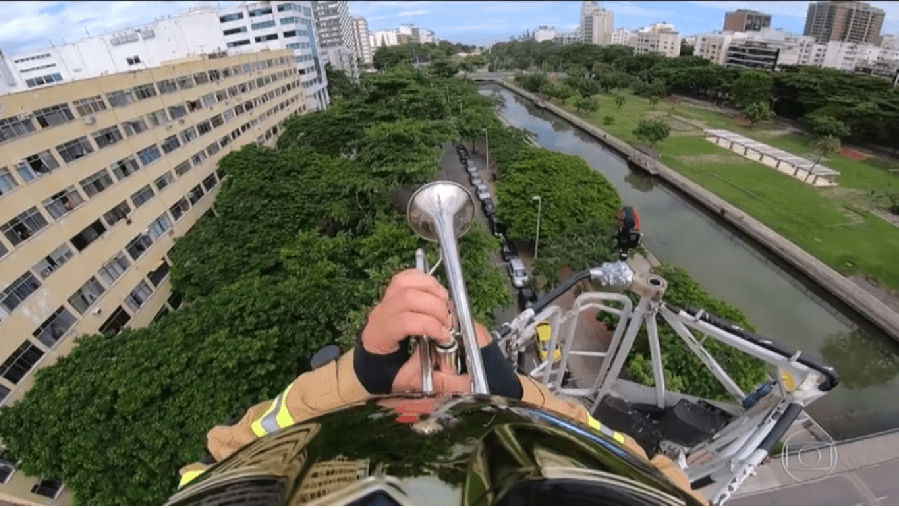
[407,181,490,395]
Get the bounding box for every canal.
[481,84,899,440]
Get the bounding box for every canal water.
[481,84,899,440]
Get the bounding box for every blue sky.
[2,1,899,55]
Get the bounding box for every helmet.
[167,394,702,505]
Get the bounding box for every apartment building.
[632,23,681,58]
[217,1,330,110]
[804,1,885,45]
[723,10,772,32]
[369,29,399,49]
[351,16,373,66]
[0,48,304,506]
[581,1,614,45]
[312,1,358,80]
[611,28,635,46]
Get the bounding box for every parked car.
[489,218,508,239]
[475,183,489,194]
[470,174,483,186]
[482,198,495,216]
[476,190,491,202]
[501,239,518,261]
[507,257,529,288]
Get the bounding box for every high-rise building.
[631,23,681,58]
[723,9,772,32]
[611,28,635,46]
[218,1,330,111]
[581,1,613,46]
[312,1,359,80]
[535,26,557,43]
[350,16,372,66]
[369,29,399,49]
[803,1,885,45]
[0,45,303,505]
[397,23,422,44]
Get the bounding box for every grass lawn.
[554,90,899,292]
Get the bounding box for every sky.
[3,1,899,56]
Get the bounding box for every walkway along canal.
[478,83,899,440]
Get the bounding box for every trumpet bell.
[407,181,475,241]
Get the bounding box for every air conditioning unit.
[17,113,31,121]
[83,115,96,125]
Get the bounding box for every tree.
[807,135,841,178]
[614,94,626,110]
[632,118,670,148]
[324,63,356,100]
[574,96,599,114]
[429,58,458,79]
[731,70,773,109]
[744,102,771,127]
[680,44,695,56]
[649,95,661,110]
[806,114,851,139]
[495,147,621,245]
[531,215,618,289]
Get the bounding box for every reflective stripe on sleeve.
[179,469,204,488]
[587,414,626,444]
[250,383,296,438]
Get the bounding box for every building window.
[193,71,210,85]
[174,159,192,177]
[0,449,17,483]
[97,253,130,286]
[205,141,220,156]
[186,99,202,112]
[125,233,153,261]
[190,150,207,167]
[122,117,149,137]
[42,186,85,219]
[215,89,228,102]
[251,20,276,30]
[98,306,131,335]
[210,114,224,128]
[169,197,190,221]
[0,341,44,384]
[219,12,244,22]
[187,184,205,205]
[124,281,153,312]
[102,200,131,227]
[106,89,134,108]
[223,26,247,35]
[176,75,194,89]
[137,145,162,166]
[111,155,140,180]
[70,220,106,252]
[133,83,157,100]
[68,277,105,315]
[223,108,235,122]
[25,73,63,88]
[156,79,177,94]
[92,125,124,148]
[1,272,42,313]
[196,120,212,135]
[145,109,169,127]
[0,168,18,195]
[79,169,114,197]
[168,103,188,120]
[130,185,155,208]
[33,103,75,128]
[32,243,74,279]
[126,56,141,65]
[2,207,49,246]
[208,69,221,82]
[200,93,216,108]
[160,135,181,154]
[202,172,219,192]
[248,7,272,17]
[154,171,174,191]
[147,213,172,240]
[219,134,231,148]
[33,307,77,347]
[178,126,198,145]
[0,115,36,142]
[148,260,170,287]
[55,136,94,163]
[72,95,107,117]
[254,34,279,42]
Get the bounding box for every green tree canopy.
[730,70,773,109]
[633,118,671,147]
[744,102,771,126]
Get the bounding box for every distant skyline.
[2,1,899,56]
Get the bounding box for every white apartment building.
[553,31,582,46]
[535,26,557,43]
[351,16,373,66]
[611,28,635,46]
[581,1,613,45]
[369,29,399,49]
[421,29,438,44]
[397,23,422,44]
[312,1,358,81]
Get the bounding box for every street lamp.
[532,195,542,260]
[484,128,489,171]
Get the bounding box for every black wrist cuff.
[354,332,410,394]
[480,341,523,399]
